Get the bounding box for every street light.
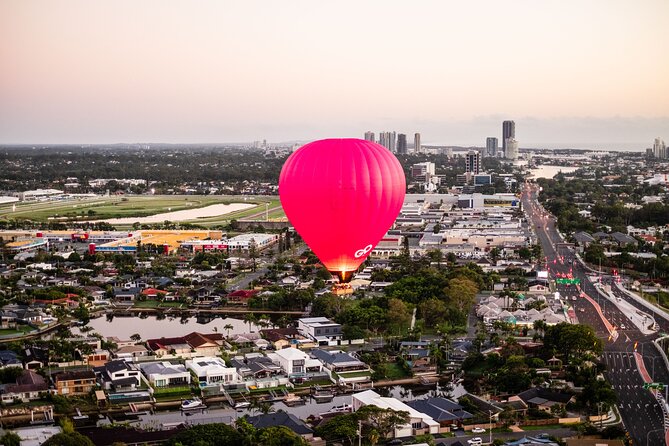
[489,410,493,445]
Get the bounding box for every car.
[467,438,483,445]
[620,324,626,330]
[536,433,549,439]
[471,427,486,434]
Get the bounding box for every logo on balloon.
[354,244,373,259]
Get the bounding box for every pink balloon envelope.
[279,138,406,282]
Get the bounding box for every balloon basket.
[331,283,354,296]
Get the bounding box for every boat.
[283,393,305,406]
[234,401,251,409]
[181,398,205,411]
[318,404,352,416]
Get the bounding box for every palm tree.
[224,323,234,338]
[243,313,257,332]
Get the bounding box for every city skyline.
[1,0,668,147]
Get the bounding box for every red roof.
[141,288,168,296]
[228,290,258,299]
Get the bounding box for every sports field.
[0,195,285,228]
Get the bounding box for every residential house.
[405,398,474,428]
[0,369,48,403]
[0,350,22,369]
[113,287,141,302]
[114,345,150,361]
[399,342,437,376]
[246,411,315,441]
[268,348,323,378]
[297,317,343,345]
[259,328,316,350]
[230,355,283,381]
[352,390,440,437]
[310,349,368,374]
[227,289,258,305]
[23,346,48,370]
[186,357,240,386]
[183,332,225,356]
[610,232,638,248]
[514,387,574,413]
[146,337,193,357]
[139,362,190,387]
[53,370,97,395]
[95,360,142,391]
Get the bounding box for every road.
[522,182,668,446]
[435,427,575,445]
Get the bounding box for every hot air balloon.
[279,138,405,283]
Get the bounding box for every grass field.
[0,195,283,228]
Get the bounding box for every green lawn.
[337,370,373,379]
[0,325,35,336]
[132,300,183,309]
[383,362,412,380]
[0,195,281,227]
[520,423,562,431]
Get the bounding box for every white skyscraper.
[505,138,519,160]
[653,137,666,159]
[364,131,375,143]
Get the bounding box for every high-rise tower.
[364,131,375,143]
[502,120,515,155]
[397,134,407,155]
[465,150,481,175]
[414,133,421,154]
[486,137,498,157]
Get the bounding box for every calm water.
[529,165,579,179]
[83,314,263,340]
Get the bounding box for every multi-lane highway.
[522,183,669,446]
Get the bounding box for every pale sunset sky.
[1,0,667,148]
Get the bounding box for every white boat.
[181,398,204,410]
[319,404,352,416]
[234,401,251,409]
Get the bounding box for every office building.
[505,138,519,160]
[465,150,480,175]
[379,131,397,152]
[414,133,421,154]
[397,134,407,155]
[411,162,436,182]
[653,137,666,159]
[364,131,375,143]
[502,120,515,154]
[486,137,498,157]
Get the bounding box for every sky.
[1,0,668,149]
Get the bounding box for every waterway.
[102,382,468,429]
[529,165,579,179]
[82,314,263,340]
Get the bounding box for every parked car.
[471,427,486,434]
[467,438,483,445]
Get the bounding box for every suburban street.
[521,182,669,446]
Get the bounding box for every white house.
[352,389,440,438]
[185,357,240,386]
[298,317,343,345]
[139,362,190,387]
[267,348,322,378]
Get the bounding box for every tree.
[315,413,359,445]
[386,298,411,335]
[543,323,602,362]
[418,298,447,328]
[0,432,21,446]
[243,313,258,332]
[42,432,95,446]
[224,323,234,337]
[356,405,410,440]
[73,302,90,325]
[167,423,243,446]
[444,276,478,313]
[413,433,436,446]
[130,333,142,343]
